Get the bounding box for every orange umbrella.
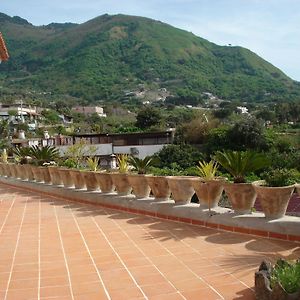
[0,32,9,62]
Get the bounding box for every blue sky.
[1,0,300,81]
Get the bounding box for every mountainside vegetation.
[0,12,300,104]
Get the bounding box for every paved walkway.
[0,184,299,300]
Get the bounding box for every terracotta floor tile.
[214,282,255,299]
[40,285,72,298]
[72,281,106,296]
[40,276,70,287]
[141,282,177,297]
[9,278,38,290]
[148,292,186,300]
[108,287,145,300]
[5,288,38,300]
[182,287,222,300]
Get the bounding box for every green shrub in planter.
[262,168,300,187]
[271,259,300,294]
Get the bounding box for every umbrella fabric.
[0,32,9,62]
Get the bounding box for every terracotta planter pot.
[95,172,115,193]
[18,165,28,180]
[127,174,151,199]
[8,164,18,178]
[0,163,4,176]
[146,175,171,201]
[192,178,225,209]
[167,176,196,204]
[224,183,256,214]
[48,167,63,185]
[296,184,300,197]
[0,163,8,177]
[3,163,12,177]
[253,181,295,219]
[57,168,74,188]
[23,164,35,181]
[17,164,28,180]
[31,166,43,182]
[69,169,86,189]
[110,173,132,196]
[83,171,99,191]
[39,167,51,184]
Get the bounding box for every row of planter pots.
[0,163,299,219]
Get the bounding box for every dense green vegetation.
[1,13,300,103]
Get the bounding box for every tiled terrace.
[0,184,299,300]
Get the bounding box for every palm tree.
[29,145,60,166]
[214,150,269,183]
[128,156,153,174]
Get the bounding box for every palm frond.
[128,156,153,174]
[214,150,269,183]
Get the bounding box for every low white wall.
[57,143,113,156]
[114,145,166,158]
[57,143,167,158]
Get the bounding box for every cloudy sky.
[1,0,299,81]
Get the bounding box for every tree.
[135,107,162,129]
[228,117,269,151]
[155,144,203,170]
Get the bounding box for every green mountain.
[1,12,299,103]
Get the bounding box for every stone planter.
[110,173,132,196]
[8,164,18,178]
[167,176,196,204]
[0,163,4,176]
[83,171,99,191]
[192,178,225,209]
[48,167,63,185]
[224,182,256,214]
[127,174,151,199]
[57,168,74,188]
[95,172,115,193]
[18,165,28,180]
[2,163,11,177]
[31,166,43,182]
[295,184,300,197]
[146,175,171,201]
[39,167,51,184]
[23,164,35,181]
[253,181,295,219]
[15,164,27,180]
[255,260,300,300]
[69,169,86,189]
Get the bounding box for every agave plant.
[214,150,269,183]
[128,156,153,175]
[29,145,60,166]
[86,156,100,172]
[197,160,219,181]
[1,149,8,163]
[117,154,129,173]
[13,147,31,164]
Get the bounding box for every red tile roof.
[0,32,9,62]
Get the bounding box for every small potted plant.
[146,167,172,201]
[13,147,32,181]
[110,154,132,196]
[82,157,100,191]
[214,150,269,214]
[95,169,115,193]
[29,145,60,184]
[253,168,299,219]
[192,160,226,212]
[127,156,153,199]
[255,259,300,300]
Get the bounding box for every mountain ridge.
[0,12,299,104]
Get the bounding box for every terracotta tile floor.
[0,184,299,300]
